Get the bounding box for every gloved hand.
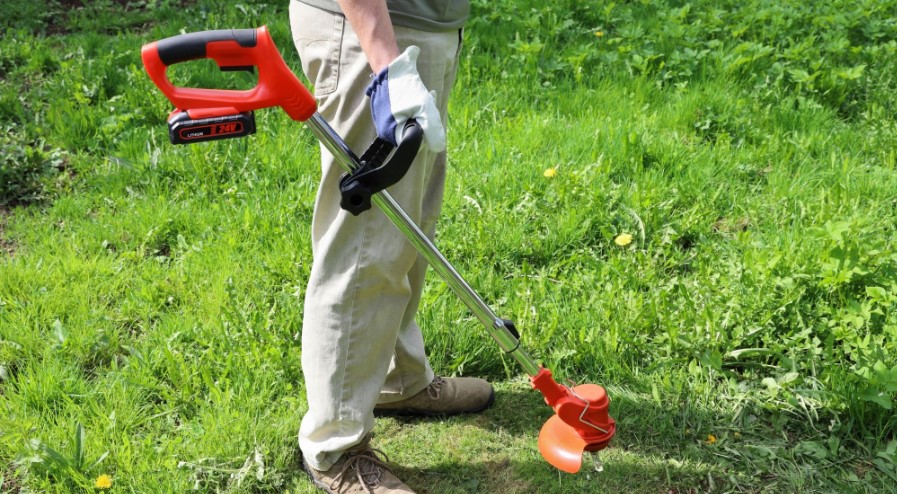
[365,46,446,153]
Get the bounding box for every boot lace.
[426,376,447,400]
[330,448,392,493]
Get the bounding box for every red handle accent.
[141,26,316,121]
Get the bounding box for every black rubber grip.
[385,120,424,185]
[338,120,424,215]
[156,29,257,66]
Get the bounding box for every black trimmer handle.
[386,119,425,183]
[155,28,258,66]
[339,119,424,215]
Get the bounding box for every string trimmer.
[140,26,615,474]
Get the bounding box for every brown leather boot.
[374,376,495,417]
[303,439,415,494]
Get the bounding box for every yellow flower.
[595,31,604,37]
[734,432,742,439]
[706,434,717,445]
[94,474,113,490]
[614,233,633,246]
[543,167,558,178]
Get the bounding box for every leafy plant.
[18,424,109,490]
[0,127,67,206]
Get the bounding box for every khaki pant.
[289,1,463,471]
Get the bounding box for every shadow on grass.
[396,455,712,494]
[279,383,893,493]
[371,384,720,493]
[466,381,732,456]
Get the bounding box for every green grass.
[2,0,897,492]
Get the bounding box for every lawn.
[2,0,897,492]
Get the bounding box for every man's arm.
[336,0,446,152]
[336,0,400,73]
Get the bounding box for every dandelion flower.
[543,167,558,178]
[706,434,717,445]
[94,474,113,489]
[614,233,633,246]
[595,31,604,37]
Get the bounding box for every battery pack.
[168,111,256,145]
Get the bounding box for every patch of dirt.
[0,206,15,257]
[44,0,195,34]
[1,470,22,494]
[55,0,171,9]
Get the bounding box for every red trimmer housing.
[532,367,616,473]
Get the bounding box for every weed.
[0,127,68,206]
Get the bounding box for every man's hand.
[365,46,446,153]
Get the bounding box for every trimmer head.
[531,369,616,473]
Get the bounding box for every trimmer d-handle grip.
[141,26,316,121]
[339,119,424,215]
[155,29,259,66]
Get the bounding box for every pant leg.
[379,25,462,401]
[289,1,463,471]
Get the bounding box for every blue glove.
[365,46,446,153]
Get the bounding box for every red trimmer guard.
[532,368,616,473]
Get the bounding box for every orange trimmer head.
[532,367,616,473]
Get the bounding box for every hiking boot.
[303,440,415,494]
[374,376,495,417]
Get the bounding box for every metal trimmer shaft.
[304,112,541,377]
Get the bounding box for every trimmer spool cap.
[531,368,616,473]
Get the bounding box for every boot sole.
[373,388,496,417]
[300,451,338,494]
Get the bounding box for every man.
[289,0,493,492]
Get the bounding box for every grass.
[2,0,897,492]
